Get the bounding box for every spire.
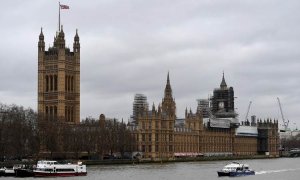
[74,29,79,41]
[57,25,64,40]
[152,102,156,111]
[39,27,44,41]
[162,71,176,117]
[220,71,227,89]
[38,27,45,52]
[167,71,170,85]
[164,72,172,98]
[158,103,161,114]
[55,25,65,49]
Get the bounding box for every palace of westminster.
[38,27,279,160]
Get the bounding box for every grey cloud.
[1,0,300,129]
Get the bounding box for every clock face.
[219,102,224,109]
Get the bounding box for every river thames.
[4,157,300,179]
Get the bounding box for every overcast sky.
[1,0,300,130]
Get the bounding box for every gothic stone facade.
[129,73,279,160]
[38,27,80,124]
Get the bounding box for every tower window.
[50,75,53,91]
[65,106,67,122]
[68,106,70,122]
[45,106,48,121]
[54,106,57,120]
[70,106,72,122]
[54,75,57,91]
[71,76,74,92]
[67,76,70,92]
[50,106,53,121]
[45,75,49,92]
[65,76,67,91]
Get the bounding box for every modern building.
[38,26,80,124]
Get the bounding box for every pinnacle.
[220,71,227,88]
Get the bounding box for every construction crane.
[277,97,289,132]
[245,101,252,122]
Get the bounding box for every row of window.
[45,75,75,92]
[141,145,173,152]
[65,106,75,122]
[141,121,173,129]
[45,106,57,121]
[45,106,75,122]
[141,134,174,142]
[202,146,232,152]
[175,145,198,152]
[65,75,75,92]
[45,75,58,92]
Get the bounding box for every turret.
[152,102,156,113]
[185,107,188,118]
[38,28,45,52]
[73,29,80,53]
[158,103,161,115]
[56,25,65,49]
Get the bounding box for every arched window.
[68,76,70,92]
[50,75,53,91]
[68,106,70,122]
[45,106,48,121]
[65,76,67,91]
[71,76,74,92]
[50,106,53,121]
[45,75,49,92]
[65,106,67,122]
[71,106,74,122]
[54,75,57,91]
[54,106,57,120]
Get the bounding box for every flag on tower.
[60,4,69,9]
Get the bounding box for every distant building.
[38,26,80,124]
[280,129,300,139]
[129,73,279,160]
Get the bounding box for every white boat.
[0,168,4,176]
[34,160,87,177]
[217,162,255,177]
[2,167,15,176]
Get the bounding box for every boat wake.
[256,168,300,175]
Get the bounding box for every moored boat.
[3,168,15,176]
[33,160,87,177]
[0,168,5,176]
[14,165,34,177]
[217,162,255,177]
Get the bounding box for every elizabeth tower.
[38,26,80,124]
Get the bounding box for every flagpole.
[59,1,61,31]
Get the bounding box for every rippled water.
[4,158,300,180]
